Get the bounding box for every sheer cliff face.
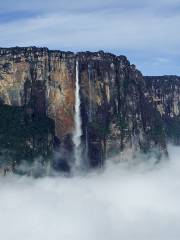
[0,47,166,168]
[78,53,166,166]
[0,48,75,138]
[0,48,75,164]
[145,76,180,144]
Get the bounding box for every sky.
[0,0,180,75]
[1,145,180,240]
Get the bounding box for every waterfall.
[85,126,89,165]
[88,64,92,122]
[73,60,82,168]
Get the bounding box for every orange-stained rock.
[0,47,76,140]
[0,47,170,168]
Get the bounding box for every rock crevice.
[0,47,177,170]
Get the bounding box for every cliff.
[145,76,180,144]
[78,52,166,166]
[0,47,169,171]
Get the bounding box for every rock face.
[0,47,169,170]
[78,52,166,166]
[145,76,180,144]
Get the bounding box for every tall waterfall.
[73,60,82,167]
[88,64,92,122]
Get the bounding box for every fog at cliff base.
[0,145,180,240]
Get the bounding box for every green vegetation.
[117,114,128,130]
[150,125,164,139]
[0,105,54,165]
[89,120,110,139]
[165,117,180,144]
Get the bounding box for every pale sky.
[0,0,180,75]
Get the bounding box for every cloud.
[1,0,180,13]
[1,10,180,51]
[0,145,180,240]
[0,0,180,75]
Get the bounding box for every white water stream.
[73,60,82,168]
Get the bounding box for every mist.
[0,145,180,240]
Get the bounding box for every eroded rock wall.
[0,47,168,169]
[0,47,76,166]
[78,53,166,166]
[145,76,180,144]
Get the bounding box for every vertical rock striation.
[78,52,166,166]
[0,47,169,170]
[145,76,180,144]
[0,47,76,167]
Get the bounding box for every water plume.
[73,59,82,169]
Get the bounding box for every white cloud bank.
[0,145,180,240]
[0,0,180,75]
[1,8,180,54]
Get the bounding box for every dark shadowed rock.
[144,76,180,145]
[0,47,173,170]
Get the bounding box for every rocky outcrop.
[0,47,168,171]
[78,52,166,166]
[145,76,180,144]
[0,48,54,167]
